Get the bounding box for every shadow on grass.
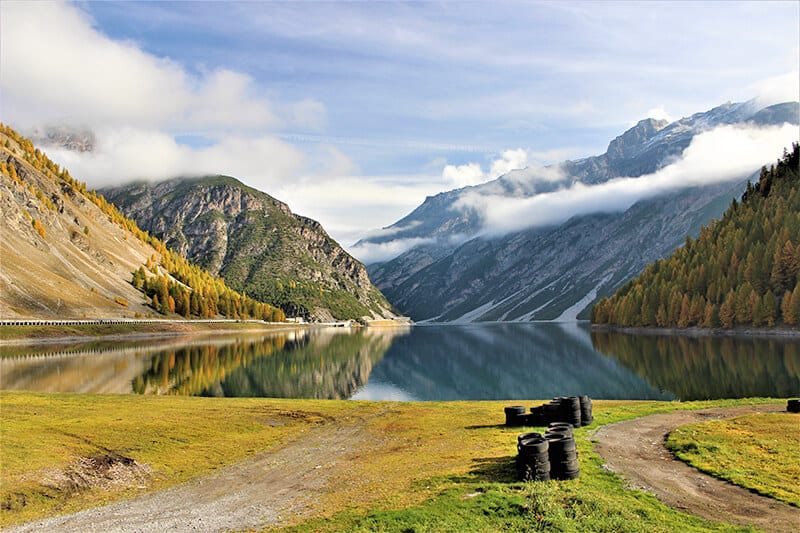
[463,423,507,430]
[448,456,518,484]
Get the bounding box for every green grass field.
[667,412,800,507]
[0,392,785,531]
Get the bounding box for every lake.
[2,323,798,401]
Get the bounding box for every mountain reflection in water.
[352,323,671,400]
[2,324,797,400]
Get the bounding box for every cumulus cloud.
[442,162,485,188]
[44,127,305,188]
[442,149,531,188]
[0,2,306,133]
[645,106,673,123]
[0,1,337,210]
[456,123,799,237]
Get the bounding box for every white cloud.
[645,106,673,123]
[442,149,531,188]
[44,127,305,188]
[0,1,320,134]
[347,237,436,264]
[752,71,800,109]
[456,123,799,237]
[276,174,443,247]
[489,149,529,178]
[443,162,484,188]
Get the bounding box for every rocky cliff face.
[101,176,394,321]
[359,100,799,322]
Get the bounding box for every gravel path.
[594,405,800,533]
[7,414,381,533]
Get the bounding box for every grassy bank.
[0,393,785,531]
[0,321,303,345]
[667,412,800,507]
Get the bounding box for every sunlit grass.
[0,393,784,531]
[667,412,800,506]
[273,399,776,532]
[0,391,367,526]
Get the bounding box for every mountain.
[592,144,800,329]
[359,101,799,322]
[0,124,281,321]
[101,177,394,322]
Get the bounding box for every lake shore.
[0,320,308,346]
[591,323,800,338]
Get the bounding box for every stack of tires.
[788,399,800,413]
[579,395,594,425]
[507,396,594,427]
[504,405,528,426]
[516,433,550,481]
[545,424,579,480]
[559,397,582,427]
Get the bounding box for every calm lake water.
[2,323,798,401]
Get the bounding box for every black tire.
[506,412,527,426]
[519,439,549,455]
[555,450,578,461]
[518,451,550,463]
[518,432,543,443]
[547,437,577,453]
[505,405,527,414]
[518,458,551,473]
[788,399,800,413]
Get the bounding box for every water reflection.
[0,328,406,399]
[592,330,800,400]
[352,323,671,400]
[3,324,797,400]
[188,328,404,398]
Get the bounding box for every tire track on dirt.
[594,405,799,533]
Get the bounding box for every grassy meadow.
[0,392,790,532]
[667,412,800,506]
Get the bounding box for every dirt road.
[6,414,381,533]
[594,405,800,533]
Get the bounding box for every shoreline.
[591,323,800,338]
[0,321,310,346]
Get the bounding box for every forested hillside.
[0,124,284,321]
[592,144,800,329]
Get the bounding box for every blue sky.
[1,1,798,249]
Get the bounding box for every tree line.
[592,143,800,329]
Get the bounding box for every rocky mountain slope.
[360,101,799,322]
[0,127,161,318]
[0,125,283,320]
[101,177,394,321]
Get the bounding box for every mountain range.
[358,100,800,322]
